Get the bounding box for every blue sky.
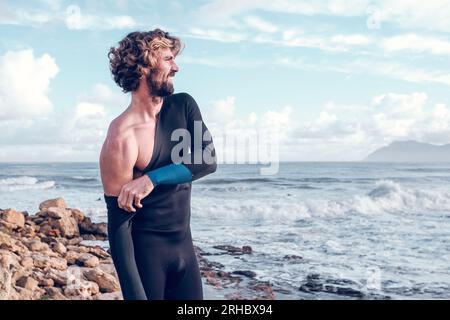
[1,0,450,162]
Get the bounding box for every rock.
[94,291,123,300]
[231,270,257,278]
[20,225,36,238]
[16,276,39,291]
[50,215,79,238]
[94,223,108,237]
[97,263,117,277]
[66,237,83,246]
[84,268,120,293]
[38,277,54,287]
[20,256,34,269]
[0,250,22,300]
[45,207,71,219]
[0,209,25,229]
[50,242,67,255]
[213,245,253,255]
[44,287,68,300]
[31,253,67,271]
[87,246,110,259]
[66,245,89,253]
[249,282,275,299]
[298,274,365,298]
[69,208,85,224]
[283,254,303,262]
[77,253,99,268]
[14,286,45,300]
[64,280,100,299]
[242,246,253,254]
[25,240,50,252]
[79,217,96,234]
[45,269,68,286]
[0,233,27,255]
[39,198,67,211]
[65,251,81,265]
[81,234,97,241]
[40,236,58,245]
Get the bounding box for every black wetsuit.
[103,93,217,300]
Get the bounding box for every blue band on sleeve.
[146,163,193,187]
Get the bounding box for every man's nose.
[171,61,179,73]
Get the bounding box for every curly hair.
[108,29,184,93]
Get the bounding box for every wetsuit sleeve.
[146,163,192,187]
[182,93,217,181]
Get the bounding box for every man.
[99,29,217,300]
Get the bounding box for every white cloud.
[331,34,372,46]
[371,92,427,137]
[0,49,59,120]
[243,15,278,33]
[381,33,450,55]
[194,0,450,33]
[377,0,450,33]
[278,57,450,87]
[65,5,137,30]
[185,28,248,43]
[0,2,54,27]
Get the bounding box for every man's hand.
[118,175,155,212]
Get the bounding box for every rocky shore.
[0,198,276,300]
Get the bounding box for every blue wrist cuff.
[146,163,193,187]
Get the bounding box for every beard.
[146,69,174,97]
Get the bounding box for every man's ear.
[139,66,150,78]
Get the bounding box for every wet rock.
[213,245,253,255]
[79,217,96,234]
[232,270,257,278]
[94,223,108,237]
[283,254,303,261]
[82,234,97,241]
[298,274,365,298]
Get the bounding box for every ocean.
[1,162,449,299]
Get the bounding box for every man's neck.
[129,90,164,120]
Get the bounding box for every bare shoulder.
[99,115,139,195]
[100,115,136,168]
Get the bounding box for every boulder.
[83,268,120,293]
[0,209,25,229]
[39,198,66,211]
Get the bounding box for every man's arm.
[99,131,141,212]
[144,93,217,186]
[183,93,217,180]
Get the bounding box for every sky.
[1,0,450,162]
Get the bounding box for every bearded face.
[146,67,175,97]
